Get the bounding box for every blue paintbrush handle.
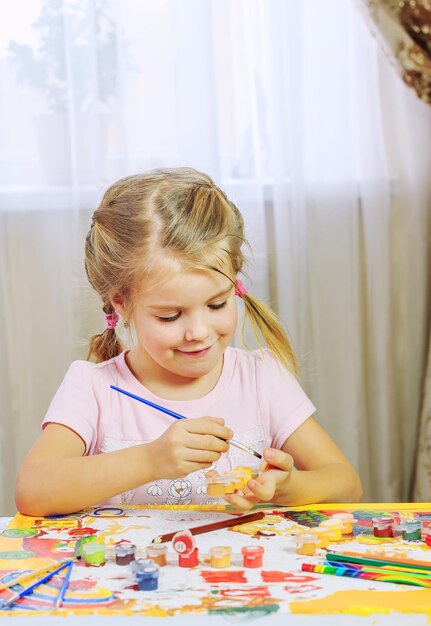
[55,561,73,609]
[1,560,72,609]
[111,385,186,419]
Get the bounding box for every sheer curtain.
[1,0,430,515]
[356,0,431,505]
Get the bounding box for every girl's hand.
[223,448,294,510]
[147,417,233,480]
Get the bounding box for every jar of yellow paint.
[223,477,236,494]
[331,513,355,535]
[226,471,245,490]
[309,526,331,548]
[206,476,228,497]
[294,533,319,556]
[234,466,253,480]
[209,546,232,568]
[319,518,343,542]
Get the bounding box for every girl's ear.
[111,293,126,318]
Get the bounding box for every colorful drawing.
[0,503,430,618]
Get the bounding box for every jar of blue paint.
[136,564,160,590]
[131,558,153,574]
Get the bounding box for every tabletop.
[0,503,431,625]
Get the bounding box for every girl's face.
[122,264,238,392]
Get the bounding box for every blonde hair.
[85,167,298,373]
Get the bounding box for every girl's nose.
[184,314,210,342]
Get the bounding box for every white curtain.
[1,0,430,514]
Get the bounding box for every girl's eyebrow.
[146,286,234,311]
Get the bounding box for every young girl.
[15,168,362,515]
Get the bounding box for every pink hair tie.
[104,311,119,330]
[235,280,248,298]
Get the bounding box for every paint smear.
[289,589,431,615]
[200,570,247,583]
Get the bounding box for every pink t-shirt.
[42,347,315,506]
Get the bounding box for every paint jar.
[209,546,232,568]
[222,475,236,494]
[172,530,195,556]
[223,472,242,491]
[294,533,319,556]
[131,558,153,574]
[136,564,160,591]
[74,535,98,559]
[401,519,422,541]
[391,523,403,538]
[234,466,253,481]
[241,545,264,568]
[146,544,168,567]
[331,513,355,535]
[420,520,431,541]
[206,476,229,497]
[230,470,247,490]
[82,541,106,566]
[178,546,199,568]
[318,518,343,542]
[309,526,331,548]
[372,516,394,538]
[115,542,136,565]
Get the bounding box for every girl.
[15,168,362,515]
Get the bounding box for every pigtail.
[240,292,299,375]
[86,304,124,363]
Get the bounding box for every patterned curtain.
[359,0,431,499]
[359,0,431,103]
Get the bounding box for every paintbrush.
[152,510,265,543]
[0,560,73,610]
[54,561,73,609]
[111,385,262,459]
[0,559,71,593]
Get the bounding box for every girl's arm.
[224,416,363,509]
[15,418,233,516]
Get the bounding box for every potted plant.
[7,0,120,184]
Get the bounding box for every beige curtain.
[359,0,431,499]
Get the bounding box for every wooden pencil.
[152,510,265,543]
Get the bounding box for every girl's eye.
[158,313,181,322]
[209,300,227,310]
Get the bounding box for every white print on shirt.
[146,481,163,496]
[167,479,193,505]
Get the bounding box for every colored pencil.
[325,559,431,579]
[111,384,262,459]
[326,551,431,572]
[0,560,73,610]
[152,510,265,543]
[54,561,73,609]
[0,559,71,593]
[302,563,431,588]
